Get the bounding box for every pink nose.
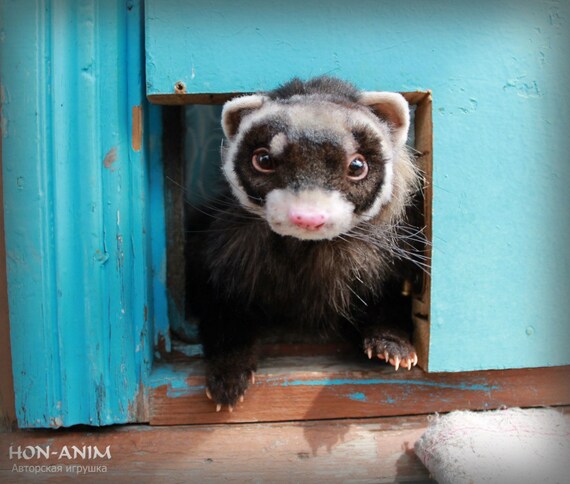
[288,209,328,230]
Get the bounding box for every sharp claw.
[394,356,400,371]
[413,353,418,366]
[407,359,412,370]
[250,373,256,385]
[367,348,373,359]
[216,404,222,412]
[239,395,244,403]
[384,350,389,362]
[206,388,212,400]
[228,406,233,413]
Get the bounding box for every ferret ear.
[221,94,267,139]
[358,92,410,147]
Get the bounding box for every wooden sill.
[148,353,570,426]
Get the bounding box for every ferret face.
[221,81,410,241]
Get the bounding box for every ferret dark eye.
[252,148,276,173]
[346,155,368,180]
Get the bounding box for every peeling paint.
[272,378,499,392]
[50,417,63,428]
[347,392,367,402]
[148,365,205,398]
[131,105,142,151]
[172,341,203,358]
[0,82,7,104]
[103,147,118,170]
[503,78,542,98]
[166,384,205,399]
[94,249,109,265]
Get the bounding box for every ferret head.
[221,77,416,241]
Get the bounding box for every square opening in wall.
[151,89,432,425]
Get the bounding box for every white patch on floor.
[414,407,570,484]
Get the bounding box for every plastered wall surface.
[146,0,570,371]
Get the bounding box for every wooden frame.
[150,91,439,424]
[157,90,433,352]
[405,91,433,369]
[0,115,17,431]
[150,360,570,425]
[162,106,188,342]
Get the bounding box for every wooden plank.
[149,357,570,426]
[411,91,433,370]
[0,109,17,431]
[0,415,433,482]
[0,0,152,428]
[162,106,188,342]
[148,92,236,105]
[147,91,429,106]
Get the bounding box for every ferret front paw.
[363,329,418,371]
[205,367,256,412]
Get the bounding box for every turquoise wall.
[146,0,570,371]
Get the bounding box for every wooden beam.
[147,91,431,106]
[149,356,570,426]
[148,93,237,105]
[410,91,433,370]
[0,109,17,431]
[0,415,433,482]
[162,106,187,342]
